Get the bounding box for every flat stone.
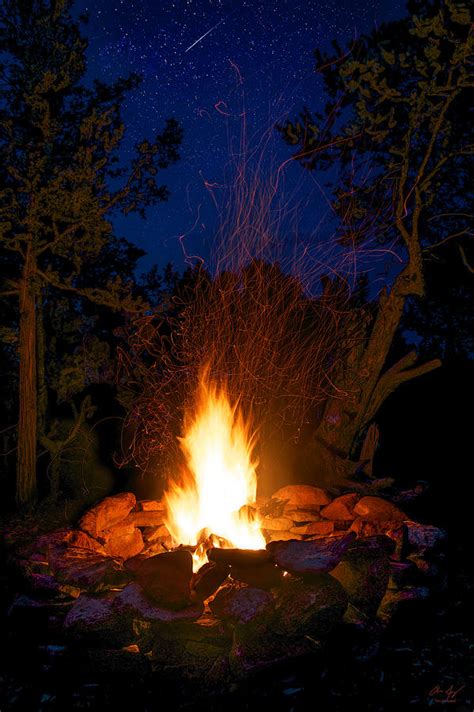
[321,493,359,521]
[267,533,355,575]
[102,524,144,560]
[133,549,193,610]
[210,585,274,624]
[48,546,130,591]
[79,493,136,538]
[64,593,133,646]
[345,534,396,559]
[230,562,285,589]
[271,573,348,637]
[291,521,334,536]
[142,524,170,543]
[68,530,106,554]
[261,516,294,531]
[207,548,271,567]
[272,485,331,508]
[138,499,166,512]
[353,496,405,522]
[286,509,322,523]
[122,511,166,527]
[113,583,203,622]
[264,531,303,542]
[192,562,229,602]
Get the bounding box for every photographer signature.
[429,683,466,704]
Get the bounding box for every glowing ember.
[164,369,265,570]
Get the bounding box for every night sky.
[75,0,406,275]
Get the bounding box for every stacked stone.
[6,487,447,683]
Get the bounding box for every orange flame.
[163,369,265,569]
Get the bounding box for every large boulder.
[330,536,394,616]
[63,593,133,646]
[321,493,359,521]
[113,583,203,623]
[48,546,130,591]
[101,523,144,560]
[353,496,406,522]
[271,573,348,638]
[210,585,274,625]
[272,485,331,508]
[267,533,355,575]
[79,493,136,538]
[404,521,447,556]
[132,549,193,610]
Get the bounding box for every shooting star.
[185,15,229,53]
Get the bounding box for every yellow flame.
[164,370,265,570]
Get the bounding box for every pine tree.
[0,0,182,505]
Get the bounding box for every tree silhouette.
[279,0,473,475]
[0,0,182,505]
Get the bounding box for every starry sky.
[75,0,406,275]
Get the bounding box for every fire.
[164,369,265,570]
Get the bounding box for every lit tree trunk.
[314,260,441,482]
[16,247,38,506]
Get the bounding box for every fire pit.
[4,373,448,689]
[7,483,447,686]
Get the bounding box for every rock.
[138,499,165,512]
[272,485,331,508]
[64,593,133,646]
[192,562,229,602]
[230,624,312,678]
[286,509,322,523]
[207,548,271,567]
[68,530,106,554]
[321,493,359,521]
[267,533,355,575]
[261,516,294,531]
[291,521,334,536]
[113,583,203,622]
[142,539,173,556]
[404,521,447,556]
[24,573,81,599]
[230,562,285,589]
[264,531,303,542]
[48,546,130,591]
[79,493,136,538]
[102,524,144,560]
[353,496,405,522]
[84,646,149,677]
[133,549,193,610]
[271,574,348,637]
[349,517,408,550]
[330,536,393,616]
[377,586,430,625]
[388,561,418,589]
[123,511,166,527]
[157,613,231,647]
[210,585,274,625]
[142,525,171,543]
[33,529,74,552]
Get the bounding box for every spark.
[185,15,229,53]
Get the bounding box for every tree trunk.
[313,265,440,482]
[16,249,38,506]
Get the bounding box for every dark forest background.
[0,0,472,548]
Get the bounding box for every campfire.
[163,368,265,571]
